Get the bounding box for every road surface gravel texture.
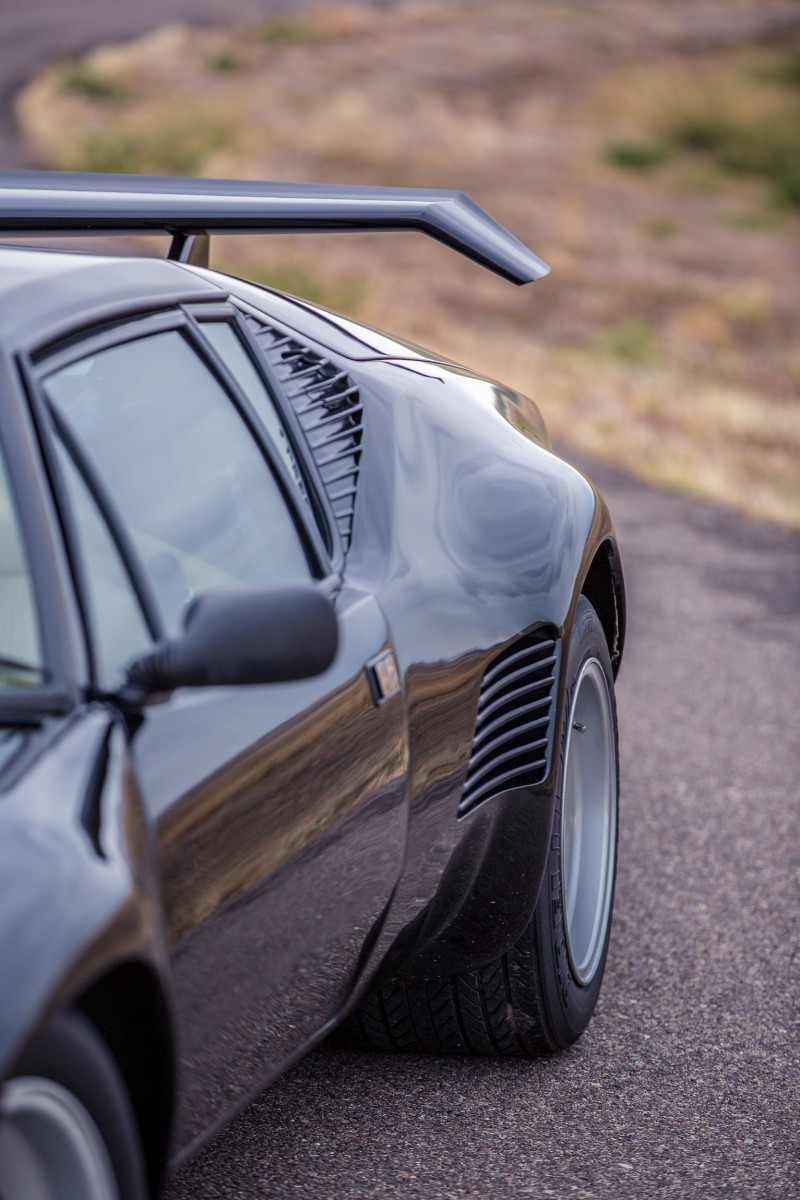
[1,3,799,1197]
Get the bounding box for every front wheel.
[0,1011,149,1200]
[346,595,619,1055]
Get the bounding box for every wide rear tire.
[346,596,619,1054]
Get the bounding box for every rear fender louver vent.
[245,315,363,553]
[459,632,560,818]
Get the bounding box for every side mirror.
[125,585,338,695]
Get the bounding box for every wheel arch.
[76,960,174,1197]
[580,536,626,676]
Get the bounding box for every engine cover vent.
[459,632,560,818]
[245,316,363,553]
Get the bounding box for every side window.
[0,445,45,687]
[53,440,152,691]
[43,329,314,641]
[199,321,310,508]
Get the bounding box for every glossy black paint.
[126,585,339,693]
[0,711,173,1192]
[137,583,409,1151]
[0,224,624,1190]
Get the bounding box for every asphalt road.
[2,6,799,1198]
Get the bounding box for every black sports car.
[0,172,625,1200]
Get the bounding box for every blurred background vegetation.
[16,0,800,528]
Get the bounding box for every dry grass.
[15,1,800,529]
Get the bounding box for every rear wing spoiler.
[0,171,549,286]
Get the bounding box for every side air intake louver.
[459,632,560,818]
[245,316,363,552]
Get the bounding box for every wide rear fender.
[349,362,598,667]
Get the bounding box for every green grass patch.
[667,111,730,154]
[642,216,680,240]
[674,164,724,193]
[752,47,800,90]
[259,18,322,46]
[60,65,127,101]
[71,133,146,173]
[719,208,784,233]
[657,55,800,209]
[72,117,232,175]
[666,114,800,208]
[773,49,800,89]
[604,138,671,171]
[595,317,659,364]
[206,51,243,74]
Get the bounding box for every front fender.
[0,709,168,1078]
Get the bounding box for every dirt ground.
[16,0,800,528]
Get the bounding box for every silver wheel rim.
[560,657,617,985]
[0,1076,120,1200]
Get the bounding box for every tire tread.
[340,596,617,1060]
[338,934,557,1058]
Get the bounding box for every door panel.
[138,589,408,1150]
[37,314,410,1152]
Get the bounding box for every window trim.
[188,307,345,573]
[37,307,332,571]
[34,303,343,574]
[0,427,47,681]
[29,308,339,694]
[0,349,88,712]
[182,306,334,576]
[50,408,165,643]
[183,305,336,566]
[190,312,326,539]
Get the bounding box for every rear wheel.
[347,596,619,1054]
[0,1011,149,1200]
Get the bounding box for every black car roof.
[0,244,222,351]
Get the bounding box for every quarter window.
[199,321,310,507]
